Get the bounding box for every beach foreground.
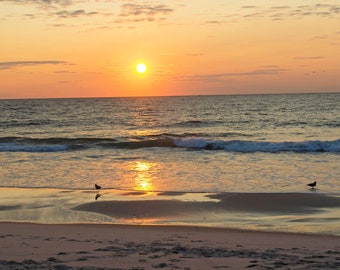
[0,222,339,270]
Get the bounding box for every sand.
[0,222,339,270]
[74,192,340,218]
[1,190,340,269]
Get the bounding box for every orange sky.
[1,0,340,99]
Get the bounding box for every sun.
[136,63,147,74]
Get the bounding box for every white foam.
[173,138,340,153]
[0,143,69,152]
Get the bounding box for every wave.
[163,120,223,128]
[0,137,118,152]
[174,138,340,153]
[0,136,339,153]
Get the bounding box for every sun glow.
[136,63,147,74]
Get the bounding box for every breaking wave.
[0,136,339,153]
[173,138,340,153]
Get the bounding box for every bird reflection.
[95,184,102,200]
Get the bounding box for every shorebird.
[95,184,102,190]
[307,181,317,188]
[95,194,101,200]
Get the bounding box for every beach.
[1,222,339,270]
[1,189,340,269]
[1,188,340,236]
[1,0,340,265]
[1,95,339,269]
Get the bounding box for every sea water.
[0,93,339,234]
[1,93,339,193]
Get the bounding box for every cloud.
[119,3,173,17]
[54,9,98,18]
[113,3,174,24]
[176,68,287,82]
[2,0,74,7]
[54,70,75,73]
[234,3,340,22]
[257,65,280,68]
[0,61,70,70]
[1,0,100,20]
[312,35,328,40]
[243,12,264,18]
[206,20,222,24]
[271,6,290,10]
[293,56,325,60]
[242,6,258,9]
[287,4,340,18]
[186,53,204,57]
[1,0,175,25]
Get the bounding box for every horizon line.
[1,91,339,101]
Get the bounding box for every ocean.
[1,93,339,234]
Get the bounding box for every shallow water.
[0,188,339,236]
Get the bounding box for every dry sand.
[0,222,339,270]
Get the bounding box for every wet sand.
[1,190,340,269]
[74,192,340,218]
[1,188,340,236]
[1,222,339,270]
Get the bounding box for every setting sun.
[136,63,147,74]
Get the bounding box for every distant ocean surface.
[1,93,339,193]
[1,93,340,234]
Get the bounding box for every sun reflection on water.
[133,161,157,192]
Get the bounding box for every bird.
[95,184,102,190]
[95,194,101,200]
[307,181,317,188]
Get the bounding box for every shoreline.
[1,222,339,269]
[1,187,340,236]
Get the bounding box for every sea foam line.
[0,137,339,153]
[173,138,340,153]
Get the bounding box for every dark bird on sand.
[307,181,317,188]
[95,194,101,200]
[95,184,102,190]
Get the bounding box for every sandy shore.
[74,192,340,217]
[0,222,339,270]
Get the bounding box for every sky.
[0,0,340,99]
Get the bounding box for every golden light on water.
[134,161,156,192]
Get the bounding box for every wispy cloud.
[242,6,258,9]
[2,0,74,8]
[54,9,98,18]
[312,35,328,40]
[224,3,340,22]
[1,0,175,26]
[176,68,287,82]
[186,53,204,57]
[1,0,99,21]
[273,4,340,19]
[54,70,75,73]
[293,56,325,60]
[271,6,290,10]
[0,61,70,70]
[115,3,174,24]
[120,3,173,17]
[206,20,221,24]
